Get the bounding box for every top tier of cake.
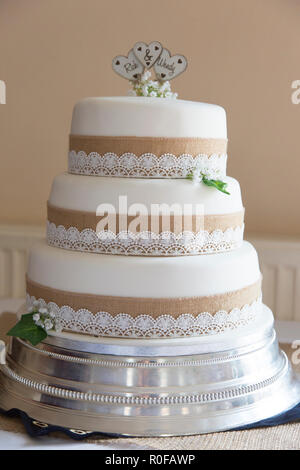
[69,97,228,179]
[71,97,227,138]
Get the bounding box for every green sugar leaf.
[202,176,230,195]
[7,313,47,346]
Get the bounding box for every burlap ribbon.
[69,135,228,157]
[47,202,244,234]
[26,277,261,318]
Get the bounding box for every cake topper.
[112,50,144,81]
[154,48,187,81]
[133,42,163,69]
[112,42,188,98]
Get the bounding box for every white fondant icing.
[27,241,261,298]
[49,173,243,216]
[70,97,227,138]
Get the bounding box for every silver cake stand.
[0,306,300,436]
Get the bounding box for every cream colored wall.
[0,0,299,236]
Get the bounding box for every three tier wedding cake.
[1,43,299,436]
[25,95,262,339]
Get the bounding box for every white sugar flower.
[203,168,221,180]
[44,319,53,331]
[201,168,210,177]
[192,171,203,185]
[160,81,170,92]
[33,300,40,308]
[142,84,149,96]
[130,71,178,99]
[30,302,61,334]
[39,307,49,315]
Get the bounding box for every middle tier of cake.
[47,173,244,256]
[26,241,262,338]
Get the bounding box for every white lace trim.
[68,151,227,178]
[26,294,262,338]
[46,221,244,256]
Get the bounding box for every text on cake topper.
[112,42,188,82]
[112,50,144,81]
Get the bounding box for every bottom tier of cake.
[25,240,262,338]
[1,305,300,436]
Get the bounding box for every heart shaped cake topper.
[112,50,144,81]
[133,41,162,69]
[112,42,188,96]
[154,48,187,81]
